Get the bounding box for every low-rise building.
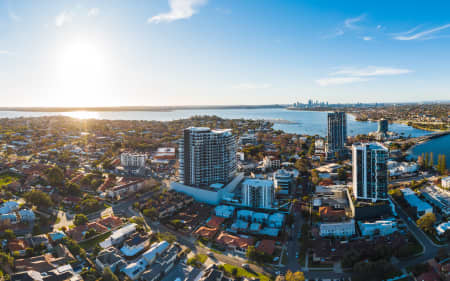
[120,232,151,258]
[436,221,450,236]
[442,176,450,189]
[358,219,398,236]
[100,223,136,248]
[273,169,295,196]
[215,232,254,254]
[421,185,450,216]
[319,220,355,238]
[96,247,127,273]
[401,188,433,217]
[214,205,235,218]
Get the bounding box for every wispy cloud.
[394,24,450,40]
[148,0,207,23]
[55,11,72,27]
[324,14,365,38]
[332,66,412,77]
[316,77,369,86]
[363,36,372,41]
[234,83,272,90]
[317,66,412,86]
[8,9,21,22]
[88,8,100,17]
[344,14,365,29]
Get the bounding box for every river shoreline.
[286,107,447,133]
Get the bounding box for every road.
[144,217,273,277]
[389,195,449,269]
[83,188,447,280]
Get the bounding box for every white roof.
[110,223,137,241]
[142,241,169,263]
[436,221,450,235]
[242,178,273,187]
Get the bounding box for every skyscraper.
[352,143,389,202]
[241,179,274,209]
[179,127,237,187]
[377,119,389,134]
[326,112,347,158]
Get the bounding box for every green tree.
[101,267,119,281]
[416,212,436,234]
[24,190,53,208]
[66,182,81,196]
[74,214,88,226]
[285,270,305,281]
[46,166,65,186]
[3,229,15,240]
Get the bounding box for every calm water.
[0,108,430,137]
[2,108,448,164]
[409,134,450,167]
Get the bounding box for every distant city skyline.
[1,0,450,107]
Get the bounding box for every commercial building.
[121,152,146,168]
[352,143,389,202]
[273,169,295,196]
[421,185,450,216]
[401,188,433,217]
[358,219,398,236]
[442,176,450,189]
[319,219,355,237]
[178,127,237,188]
[326,112,347,159]
[241,179,274,209]
[377,119,389,133]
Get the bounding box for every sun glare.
[62,111,100,119]
[56,39,109,107]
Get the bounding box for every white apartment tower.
[179,127,237,187]
[120,152,146,168]
[352,143,389,202]
[241,179,274,209]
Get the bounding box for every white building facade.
[179,127,237,187]
[121,152,146,168]
[241,179,274,209]
[320,220,355,237]
[352,143,389,202]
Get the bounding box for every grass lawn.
[220,264,272,281]
[0,174,19,188]
[187,254,208,267]
[79,231,111,249]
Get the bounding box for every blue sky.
[1,0,450,107]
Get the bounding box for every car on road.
[243,263,250,269]
[208,252,214,257]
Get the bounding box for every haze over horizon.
[1,0,450,107]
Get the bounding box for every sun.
[56,39,110,107]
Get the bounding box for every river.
[0,108,429,137]
[2,108,448,165]
[408,134,450,167]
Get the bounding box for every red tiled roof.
[207,215,225,228]
[67,222,109,242]
[98,216,122,229]
[318,206,346,218]
[8,239,28,252]
[257,239,276,255]
[216,232,254,249]
[194,226,218,240]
